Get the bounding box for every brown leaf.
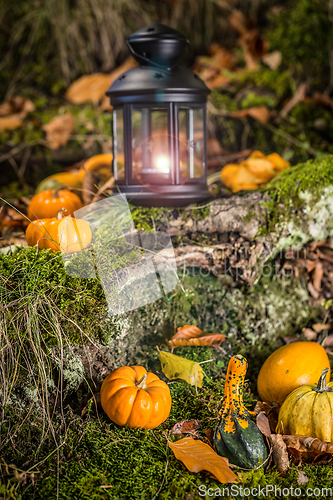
[228,10,247,35]
[167,334,226,348]
[43,114,75,149]
[207,137,226,157]
[171,420,201,437]
[280,83,307,118]
[313,322,333,333]
[256,412,271,437]
[253,401,280,433]
[283,336,299,344]
[246,53,261,71]
[305,259,317,273]
[261,51,282,70]
[230,106,270,124]
[317,248,333,265]
[207,74,232,90]
[307,281,320,299]
[313,260,323,291]
[204,428,215,448]
[243,32,269,59]
[324,334,333,347]
[302,327,317,341]
[172,325,204,340]
[313,92,333,110]
[269,434,289,475]
[0,96,35,130]
[65,56,137,104]
[168,437,237,483]
[282,435,333,454]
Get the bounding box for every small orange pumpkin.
[26,209,92,254]
[100,366,172,429]
[27,188,83,221]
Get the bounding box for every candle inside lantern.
[154,154,170,173]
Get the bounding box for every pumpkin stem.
[56,207,68,220]
[136,373,148,390]
[312,368,332,393]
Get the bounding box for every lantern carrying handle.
[126,41,172,71]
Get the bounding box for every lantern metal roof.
[106,24,210,104]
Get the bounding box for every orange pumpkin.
[100,366,172,429]
[27,188,83,221]
[26,209,92,254]
[257,341,331,404]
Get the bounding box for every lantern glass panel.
[132,107,170,184]
[113,108,125,181]
[178,107,204,179]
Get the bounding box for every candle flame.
[155,155,170,173]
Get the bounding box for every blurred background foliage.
[1,0,333,192]
[0,0,331,96]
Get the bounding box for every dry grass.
[1,0,269,95]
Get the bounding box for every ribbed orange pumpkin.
[25,209,92,254]
[100,366,172,429]
[27,188,83,221]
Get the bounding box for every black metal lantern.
[106,24,211,207]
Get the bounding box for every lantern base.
[112,184,212,207]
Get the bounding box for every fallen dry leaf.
[228,10,247,35]
[282,435,333,454]
[269,434,289,475]
[256,412,271,437]
[65,56,137,104]
[280,82,307,118]
[159,350,204,388]
[313,260,323,291]
[307,281,320,299]
[324,334,333,347]
[168,437,237,483]
[312,322,333,333]
[167,334,226,348]
[43,114,75,149]
[253,401,280,433]
[261,51,282,70]
[230,106,271,124]
[171,420,201,437]
[302,327,318,341]
[312,92,333,110]
[172,325,205,340]
[0,96,35,130]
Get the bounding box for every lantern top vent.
[127,24,189,70]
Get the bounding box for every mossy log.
[147,156,333,285]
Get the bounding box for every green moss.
[0,247,106,344]
[258,155,333,243]
[266,0,333,88]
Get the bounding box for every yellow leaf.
[65,56,137,104]
[169,437,237,483]
[158,351,203,388]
